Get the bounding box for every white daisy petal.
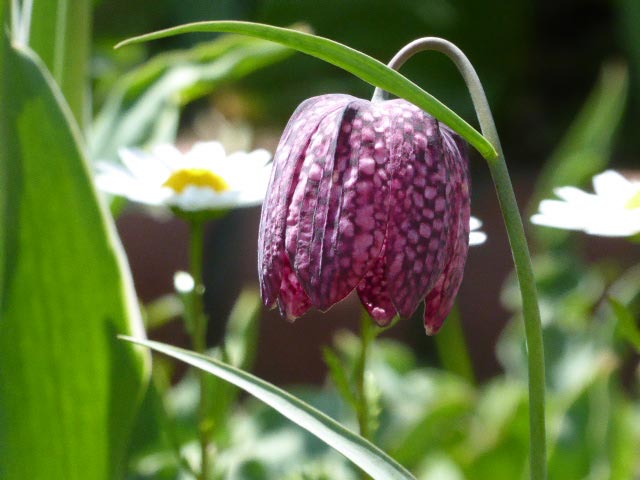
[469,216,482,230]
[553,186,598,205]
[469,231,487,246]
[94,141,273,215]
[592,170,636,200]
[531,170,640,237]
[152,144,188,170]
[468,215,487,246]
[118,148,172,183]
[187,141,226,168]
[167,186,241,211]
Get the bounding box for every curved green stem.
[189,220,212,480]
[377,38,547,479]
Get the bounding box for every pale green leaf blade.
[0,42,148,479]
[115,20,497,160]
[121,337,416,480]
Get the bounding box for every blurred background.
[90,0,640,384]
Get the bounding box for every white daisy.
[470,216,487,246]
[531,170,640,237]
[95,141,272,212]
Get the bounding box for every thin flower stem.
[189,220,212,480]
[354,314,374,441]
[376,38,547,479]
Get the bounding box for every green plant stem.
[376,38,547,479]
[189,220,211,480]
[354,314,374,441]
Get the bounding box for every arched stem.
[375,38,547,479]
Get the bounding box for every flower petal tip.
[424,323,442,336]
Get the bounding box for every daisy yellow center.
[162,168,229,193]
[625,190,640,210]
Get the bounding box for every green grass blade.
[121,337,416,480]
[116,20,497,160]
[0,41,148,479]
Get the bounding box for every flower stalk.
[188,220,213,480]
[354,314,375,441]
[375,38,547,479]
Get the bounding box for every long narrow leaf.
[116,20,497,160]
[121,337,416,480]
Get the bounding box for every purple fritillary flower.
[257,94,470,335]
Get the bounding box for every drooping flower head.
[258,94,472,334]
[531,170,640,237]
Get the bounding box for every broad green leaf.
[122,337,416,480]
[91,31,295,163]
[30,0,92,126]
[608,297,640,352]
[0,41,148,479]
[116,21,498,160]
